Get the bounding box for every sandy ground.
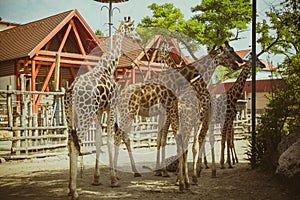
[0,140,299,200]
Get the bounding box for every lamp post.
[94,0,128,49]
[251,0,257,169]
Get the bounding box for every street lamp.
[94,0,129,49]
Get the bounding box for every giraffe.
[156,39,182,70]
[198,58,265,173]
[64,17,141,200]
[114,41,244,190]
[155,41,245,183]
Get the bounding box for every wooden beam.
[34,56,98,66]
[35,62,56,106]
[54,53,61,91]
[58,22,72,53]
[29,10,75,58]
[70,67,77,80]
[37,50,100,61]
[33,64,41,80]
[70,20,86,55]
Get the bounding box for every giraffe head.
[118,17,141,43]
[209,41,244,70]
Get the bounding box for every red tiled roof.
[0,21,21,27]
[0,9,100,62]
[0,10,72,62]
[236,49,251,59]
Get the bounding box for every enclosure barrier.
[0,83,251,159]
[0,83,67,159]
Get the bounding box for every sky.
[0,0,284,64]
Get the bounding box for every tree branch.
[257,35,280,58]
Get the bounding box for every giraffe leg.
[68,139,79,200]
[160,118,171,177]
[123,135,142,177]
[183,149,190,190]
[161,141,170,177]
[231,127,239,164]
[203,145,209,169]
[232,139,239,164]
[92,120,102,186]
[155,114,163,176]
[197,122,208,177]
[107,110,118,187]
[191,131,199,184]
[176,134,184,191]
[209,126,217,178]
[226,119,234,168]
[220,127,226,169]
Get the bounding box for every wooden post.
[7,85,13,127]
[20,74,29,155]
[31,60,37,113]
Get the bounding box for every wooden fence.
[0,76,67,159]
[0,78,251,159]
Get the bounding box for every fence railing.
[0,84,67,159]
[0,84,251,159]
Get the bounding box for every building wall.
[247,92,270,114]
[0,75,16,90]
[0,60,15,77]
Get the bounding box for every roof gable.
[0,9,102,62]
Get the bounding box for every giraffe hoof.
[91,182,102,186]
[111,181,120,188]
[162,172,170,177]
[68,191,79,200]
[191,176,198,185]
[211,170,217,178]
[185,183,191,190]
[134,172,142,177]
[154,171,162,176]
[179,184,185,192]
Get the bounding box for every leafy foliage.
[191,0,252,48]
[95,29,104,36]
[137,1,252,58]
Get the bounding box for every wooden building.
[0,9,190,112]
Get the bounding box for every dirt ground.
[0,142,299,200]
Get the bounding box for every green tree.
[138,1,252,61]
[191,0,252,48]
[95,29,104,36]
[137,3,203,59]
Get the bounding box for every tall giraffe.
[114,41,244,190]
[65,17,141,200]
[199,58,265,172]
[155,40,245,182]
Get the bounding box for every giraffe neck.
[154,54,218,92]
[94,31,124,77]
[228,63,251,102]
[192,54,219,83]
[164,53,177,69]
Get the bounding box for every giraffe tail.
[71,129,81,154]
